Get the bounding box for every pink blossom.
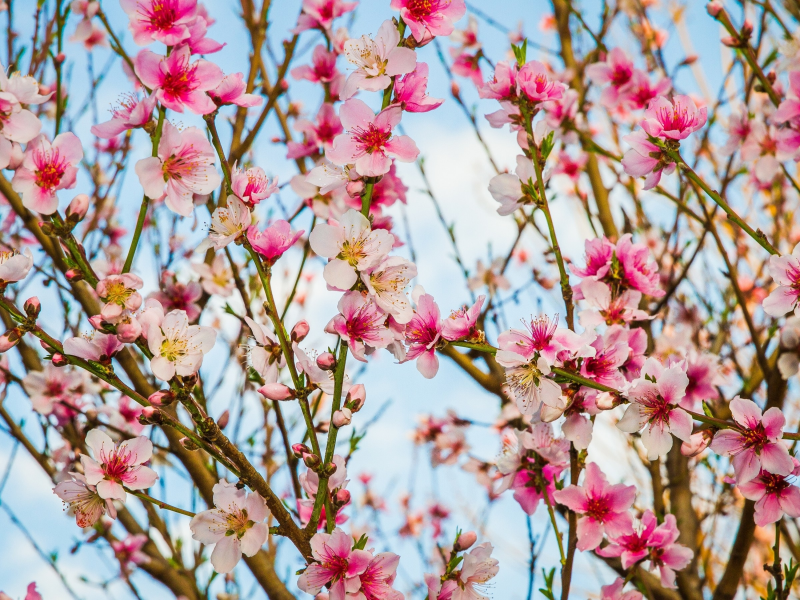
[617,357,692,459]
[450,49,483,88]
[451,15,480,50]
[120,0,198,46]
[184,15,224,55]
[552,462,635,551]
[325,291,394,362]
[579,279,650,329]
[111,534,149,572]
[80,429,158,501]
[572,236,615,280]
[393,62,443,113]
[586,48,635,107]
[91,93,155,139]
[63,333,123,363]
[96,273,144,321]
[487,155,539,216]
[618,70,671,112]
[244,315,284,381]
[231,165,277,205]
[341,20,416,100]
[452,542,499,600]
[601,579,643,600]
[190,479,270,573]
[297,528,373,599]
[53,471,117,528]
[497,314,593,366]
[553,150,588,182]
[764,242,800,316]
[479,60,518,101]
[209,72,261,108]
[710,396,793,482]
[0,87,42,151]
[147,309,216,380]
[191,254,234,297]
[720,109,751,155]
[11,133,83,215]
[621,129,675,190]
[739,461,800,526]
[291,45,343,90]
[353,552,403,600]
[402,291,443,378]
[22,365,88,417]
[134,45,223,114]
[0,248,33,284]
[294,0,357,33]
[773,71,800,126]
[441,295,484,341]
[361,256,417,324]
[740,122,797,183]
[327,99,419,177]
[289,103,343,158]
[135,122,221,216]
[580,331,629,388]
[674,350,723,409]
[203,195,251,250]
[391,0,466,43]
[149,272,203,320]
[517,60,567,104]
[641,95,707,140]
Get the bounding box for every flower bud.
[217,409,230,430]
[316,351,336,371]
[720,36,738,47]
[335,489,351,505]
[88,315,105,330]
[116,318,142,343]
[322,461,338,478]
[346,180,365,198]
[291,320,310,343]
[742,19,753,36]
[451,80,461,98]
[346,384,366,412]
[51,353,68,367]
[303,453,321,469]
[140,406,164,424]
[38,221,55,236]
[65,269,84,282]
[681,430,713,457]
[706,1,723,17]
[180,436,201,451]
[292,443,311,458]
[455,530,478,551]
[332,408,352,428]
[66,194,90,221]
[258,382,296,401]
[23,296,41,318]
[0,329,21,353]
[595,391,620,411]
[148,390,175,406]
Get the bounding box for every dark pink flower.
[450,49,483,88]
[615,233,665,297]
[586,48,635,107]
[739,461,800,526]
[441,295,484,341]
[209,73,261,108]
[289,103,343,159]
[402,292,443,378]
[111,534,149,572]
[619,70,671,112]
[149,272,203,321]
[641,95,707,141]
[120,0,198,46]
[497,314,592,366]
[247,221,303,265]
[294,0,357,32]
[517,60,567,104]
[91,94,156,139]
[80,429,158,501]
[601,578,643,600]
[621,129,675,190]
[390,0,466,43]
[580,333,629,389]
[291,45,343,90]
[393,63,444,113]
[297,528,373,598]
[231,165,278,205]
[325,291,395,362]
[764,242,800,316]
[479,60,518,100]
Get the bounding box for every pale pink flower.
[773,71,800,126]
[63,332,123,363]
[326,291,394,362]
[341,20,416,100]
[150,272,203,320]
[641,95,707,140]
[468,258,511,295]
[295,342,336,394]
[231,165,277,206]
[53,471,117,528]
[0,248,33,284]
[720,109,751,155]
[96,273,144,321]
[601,579,643,600]
[0,89,41,161]
[191,255,234,297]
[11,133,83,215]
[134,45,223,114]
[479,60,518,101]
[327,99,419,177]
[402,291,443,378]
[352,552,403,600]
[203,195,251,250]
[247,220,303,265]
[289,103,344,159]
[618,357,692,459]
[120,0,198,46]
[441,296,484,341]
[244,316,284,381]
[739,461,800,527]
[450,14,480,50]
[498,314,593,366]
[740,122,797,183]
[112,534,149,572]
[393,62,443,112]
[91,94,155,139]
[552,462,635,551]
[209,72,262,108]
[618,70,671,112]
[0,67,51,106]
[190,479,270,573]
[297,528,373,598]
[579,279,650,329]
[147,309,216,380]
[391,0,466,43]
[586,48,635,107]
[22,365,88,417]
[361,256,417,324]
[710,396,793,482]
[451,542,499,600]
[291,45,343,89]
[309,209,394,289]
[517,60,567,104]
[496,351,562,415]
[764,242,800,316]
[488,155,539,216]
[80,429,158,501]
[135,122,220,216]
[621,129,675,190]
[294,0,357,32]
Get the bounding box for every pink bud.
[706,1,723,17]
[258,382,296,401]
[0,329,20,353]
[316,352,336,371]
[116,318,142,343]
[595,392,619,411]
[681,430,713,457]
[23,296,40,318]
[303,453,321,469]
[292,443,310,457]
[66,194,90,221]
[720,36,738,47]
[742,19,753,35]
[88,315,105,330]
[180,436,200,450]
[335,489,351,504]
[291,320,310,343]
[455,530,478,551]
[55,53,66,64]
[51,353,68,367]
[148,390,174,406]
[332,408,352,428]
[217,409,230,430]
[451,80,461,97]
[142,406,158,419]
[346,180,365,198]
[65,269,84,282]
[346,384,366,412]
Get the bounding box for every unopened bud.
[258,382,296,401]
[455,530,478,551]
[38,221,55,236]
[51,352,68,367]
[681,430,713,457]
[292,443,311,457]
[451,80,461,98]
[346,384,366,412]
[55,52,66,65]
[595,392,620,411]
[720,36,738,47]
[706,1,723,17]
[217,409,230,430]
[180,436,200,451]
[66,194,90,221]
[0,329,20,353]
[88,315,105,330]
[742,19,753,36]
[24,296,41,318]
[322,461,338,478]
[303,453,321,469]
[116,318,142,343]
[140,406,163,424]
[346,180,365,198]
[332,408,352,428]
[335,489,351,505]
[148,390,175,406]
[65,269,84,282]
[291,320,310,343]
[316,351,336,371]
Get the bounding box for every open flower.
[0,248,33,284]
[191,255,235,297]
[516,60,567,104]
[190,479,270,573]
[297,528,373,598]
[294,0,357,32]
[96,273,144,321]
[739,461,800,526]
[764,242,800,316]
[63,332,123,363]
[621,129,675,191]
[710,396,793,483]
[120,0,198,46]
[552,462,635,551]
[579,279,650,329]
[391,0,466,43]
[601,578,643,600]
[203,195,251,250]
[441,295,484,342]
[488,155,540,216]
[393,62,443,113]
[309,209,394,289]
[244,316,284,381]
[135,122,221,216]
[231,165,277,206]
[361,256,418,324]
[147,309,216,380]
[326,291,394,362]
[641,95,707,141]
[11,133,83,215]
[402,291,443,378]
[134,45,224,114]
[209,72,262,108]
[80,429,158,501]
[247,221,303,265]
[53,472,117,528]
[585,48,635,108]
[340,20,416,100]
[91,94,155,139]
[326,99,419,177]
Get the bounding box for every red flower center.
[585,495,610,522]
[406,0,435,19]
[162,62,196,99]
[353,124,391,154]
[103,450,132,481]
[35,156,67,191]
[763,472,790,496]
[148,1,178,31]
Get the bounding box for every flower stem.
[127,489,196,518]
[361,181,375,217]
[543,485,566,564]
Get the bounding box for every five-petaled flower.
[12,133,83,215]
[147,309,216,380]
[297,528,373,598]
[80,429,158,501]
